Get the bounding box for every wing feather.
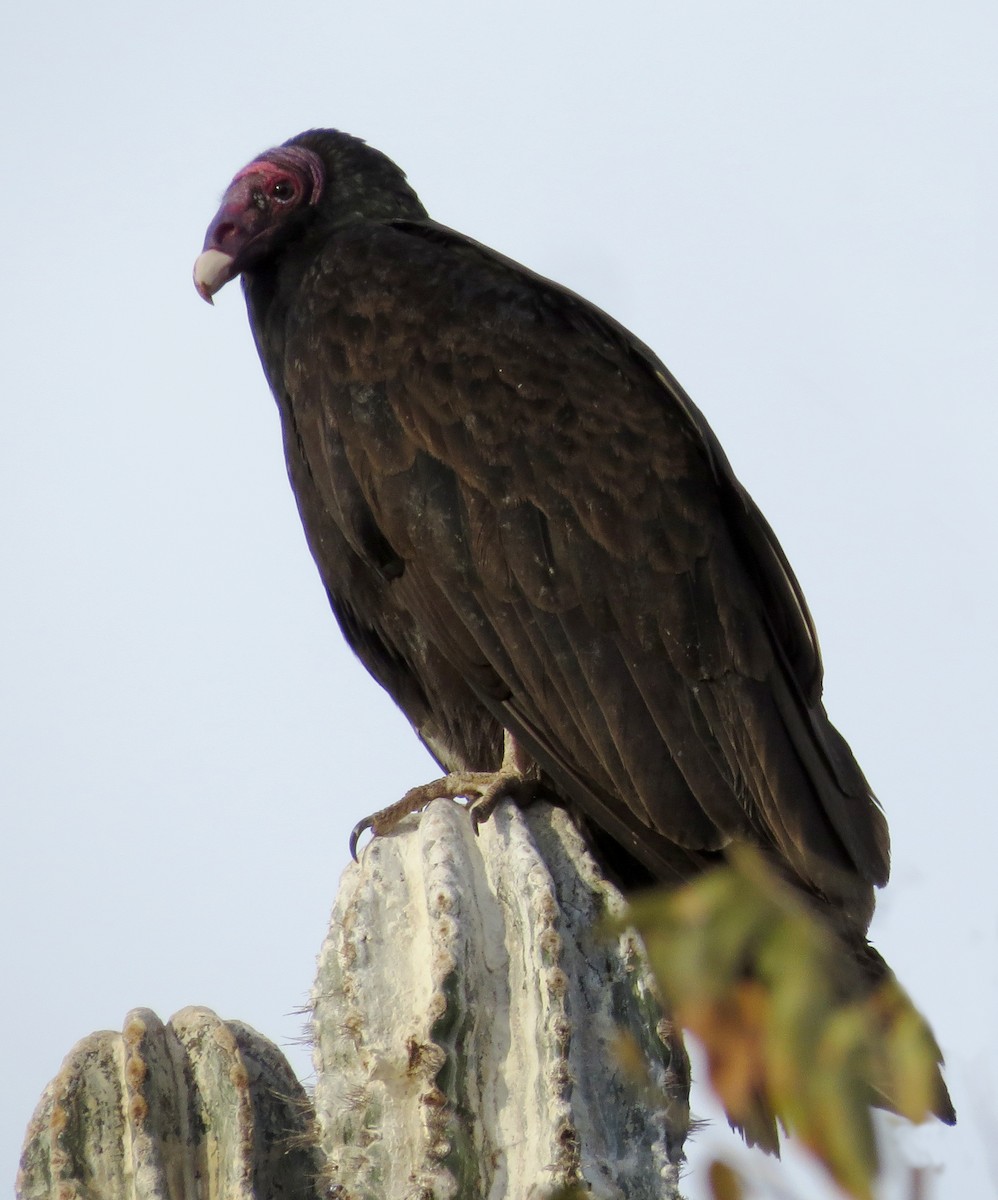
[275,215,888,909]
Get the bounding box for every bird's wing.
[281,217,889,908]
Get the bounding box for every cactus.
[18,800,689,1200]
[16,1007,322,1200]
[312,799,688,1199]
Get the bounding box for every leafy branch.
[616,848,949,1199]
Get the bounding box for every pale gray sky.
[3,3,996,1197]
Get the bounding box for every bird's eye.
[270,179,295,202]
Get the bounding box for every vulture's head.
[194,129,427,303]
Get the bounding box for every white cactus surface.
[313,798,687,1200]
[17,1007,321,1200]
[18,799,688,1200]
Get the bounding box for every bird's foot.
[349,733,540,858]
[466,770,542,833]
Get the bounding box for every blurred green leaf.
[707,1158,744,1200]
[613,847,948,1198]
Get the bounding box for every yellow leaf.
[707,1158,744,1200]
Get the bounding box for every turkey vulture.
[194,128,913,997]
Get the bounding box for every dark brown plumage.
[194,131,950,1130]
[194,126,887,919]
[194,129,950,1060]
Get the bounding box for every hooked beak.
[193,249,236,305]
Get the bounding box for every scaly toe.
[349,772,496,858]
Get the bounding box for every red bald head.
[194,145,324,303]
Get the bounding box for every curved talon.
[469,804,487,837]
[347,736,539,858]
[349,815,375,861]
[469,795,497,836]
